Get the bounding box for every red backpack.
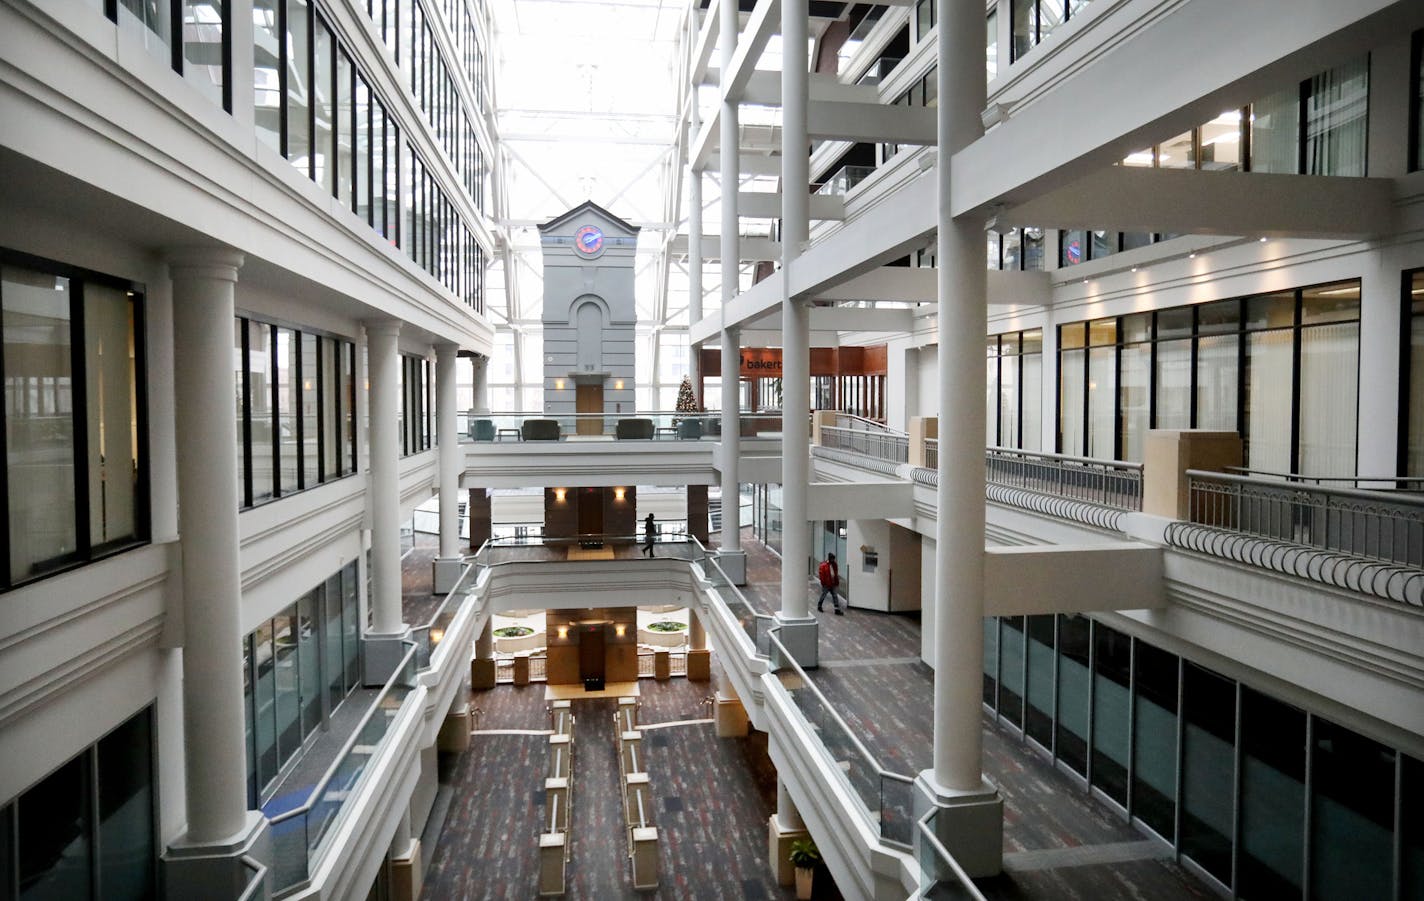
[817,560,833,587]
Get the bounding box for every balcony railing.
[984,446,1143,511]
[913,808,988,900]
[410,559,478,669]
[815,164,875,197]
[267,644,418,895]
[766,631,917,847]
[460,410,783,442]
[822,415,909,464]
[1184,470,1424,570]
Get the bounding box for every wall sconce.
[555,378,565,390]
[430,627,444,645]
[614,487,625,501]
[614,624,627,638]
[614,379,624,390]
[557,626,568,640]
[554,488,567,503]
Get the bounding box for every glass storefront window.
[1055,614,1091,776]
[1090,623,1131,805]
[1132,643,1178,840]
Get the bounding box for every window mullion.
[70,281,93,560]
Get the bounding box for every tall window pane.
[1001,229,1021,271]
[356,76,372,224]
[986,339,999,445]
[1132,643,1178,840]
[1119,340,1149,462]
[97,710,155,901]
[235,318,246,504]
[274,606,300,765]
[1022,227,1045,271]
[1244,294,1294,473]
[1180,663,1235,886]
[1409,273,1424,476]
[1251,85,1299,174]
[982,617,998,706]
[254,620,278,789]
[342,561,360,690]
[1200,109,1243,171]
[298,591,321,737]
[1024,615,1054,749]
[1304,57,1368,177]
[4,267,77,581]
[285,0,311,174]
[341,342,355,473]
[1091,623,1131,806]
[183,0,225,108]
[321,336,339,479]
[85,285,139,548]
[1087,345,1116,459]
[385,117,400,242]
[1059,346,1084,455]
[1056,613,1091,775]
[118,0,172,65]
[17,754,91,900]
[999,616,1025,728]
[300,333,318,483]
[1298,283,1359,476]
[1011,0,1033,60]
[253,0,281,149]
[372,102,387,236]
[1238,687,1305,898]
[248,320,274,502]
[276,327,298,493]
[324,574,345,707]
[313,18,334,195]
[1196,335,1239,432]
[337,51,354,209]
[1000,348,1020,448]
[1310,718,1394,899]
[1021,333,1042,451]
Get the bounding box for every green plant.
[788,838,820,868]
[646,621,687,633]
[493,625,534,638]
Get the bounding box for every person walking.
[643,513,656,557]
[817,552,842,615]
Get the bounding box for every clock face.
[574,225,604,256]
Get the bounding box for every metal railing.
[765,630,917,847]
[984,446,1142,511]
[267,644,418,895]
[1184,470,1424,569]
[913,808,988,900]
[822,416,909,464]
[924,437,937,469]
[410,560,479,670]
[237,856,268,901]
[473,531,701,570]
[461,410,783,442]
[1224,467,1424,491]
[636,650,689,677]
[815,164,875,197]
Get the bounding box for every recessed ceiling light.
[1258,237,1268,243]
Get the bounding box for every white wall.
[846,519,891,612]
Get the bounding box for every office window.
[286,0,311,174]
[1154,307,1193,433]
[1180,663,1235,885]
[1021,330,1043,451]
[1250,85,1298,174]
[118,0,173,64]
[1413,32,1424,171]
[982,617,998,707]
[300,332,318,483]
[1058,323,1086,455]
[97,710,157,900]
[986,337,1000,445]
[1022,227,1045,271]
[999,616,1026,728]
[355,75,371,225]
[1119,314,1151,462]
[3,259,148,590]
[1297,282,1360,475]
[1304,57,1369,177]
[1010,0,1088,61]
[1239,688,1306,897]
[247,320,275,503]
[1195,299,1240,432]
[337,50,354,208]
[276,327,299,491]
[1086,319,1116,459]
[1090,622,1130,806]
[313,17,335,195]
[1407,272,1424,476]
[183,0,226,107]
[986,9,998,81]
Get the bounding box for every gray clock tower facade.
[538,201,639,427]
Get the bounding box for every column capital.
[365,320,402,339]
[435,342,461,357]
[166,247,244,283]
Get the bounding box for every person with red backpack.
[816,552,843,615]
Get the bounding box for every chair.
[470,418,495,441]
[676,419,703,440]
[616,418,655,440]
[521,419,561,441]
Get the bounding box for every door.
[576,384,602,435]
[578,487,603,539]
[579,625,605,682]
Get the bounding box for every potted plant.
[788,838,819,900]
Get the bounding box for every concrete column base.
[686,649,712,682]
[438,706,471,752]
[717,549,748,584]
[390,838,422,901]
[654,650,671,680]
[913,771,1004,878]
[364,630,412,685]
[513,655,530,686]
[715,692,749,737]
[768,815,809,887]
[162,811,270,901]
[432,556,465,594]
[471,657,497,690]
[774,615,819,669]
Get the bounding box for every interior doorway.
[578,624,606,687]
[576,383,603,435]
[577,487,604,539]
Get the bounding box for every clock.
[574,224,604,256]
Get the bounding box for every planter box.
[495,632,546,654]
[637,628,687,648]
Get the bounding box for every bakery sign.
[739,348,782,376]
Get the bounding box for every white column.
[776,778,805,831]
[779,0,811,622]
[471,354,490,413]
[933,0,989,794]
[718,0,742,556]
[367,321,405,636]
[436,344,460,560]
[167,248,249,844]
[689,86,704,400]
[689,611,707,651]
